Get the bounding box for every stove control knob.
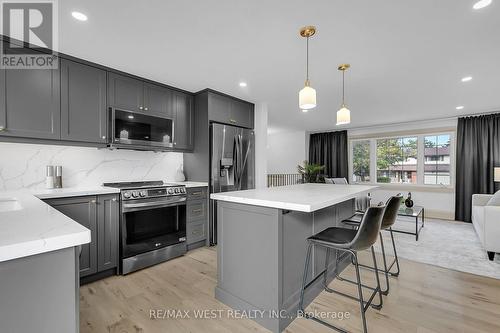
[167,188,174,195]
[174,188,180,194]
[180,187,186,194]
[132,191,139,198]
[123,191,131,199]
[139,190,147,197]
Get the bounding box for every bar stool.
[342,194,402,296]
[298,205,386,333]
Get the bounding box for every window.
[376,137,417,184]
[350,132,454,187]
[424,134,451,185]
[352,140,370,182]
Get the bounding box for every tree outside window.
[352,140,370,182]
[376,137,417,184]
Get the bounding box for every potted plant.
[297,161,326,183]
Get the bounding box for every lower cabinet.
[186,187,208,249]
[44,194,119,278]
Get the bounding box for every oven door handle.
[122,197,186,212]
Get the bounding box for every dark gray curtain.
[455,114,500,222]
[309,130,348,179]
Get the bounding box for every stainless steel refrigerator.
[210,123,255,245]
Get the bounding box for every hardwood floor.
[80,247,500,333]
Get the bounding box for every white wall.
[254,103,268,189]
[267,130,306,174]
[0,142,183,190]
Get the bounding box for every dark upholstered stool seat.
[308,227,357,248]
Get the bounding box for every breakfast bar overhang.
[210,183,377,333]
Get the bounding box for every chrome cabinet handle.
[112,198,117,202]
[91,199,97,204]
[192,208,202,213]
[229,119,237,124]
[102,136,106,139]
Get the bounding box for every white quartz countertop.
[0,190,91,263]
[210,183,377,212]
[168,181,208,188]
[33,186,120,199]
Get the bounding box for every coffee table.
[394,205,425,241]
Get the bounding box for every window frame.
[348,131,455,189]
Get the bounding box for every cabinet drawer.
[186,219,206,245]
[187,199,207,221]
[187,187,207,200]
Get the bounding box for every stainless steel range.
[103,181,187,274]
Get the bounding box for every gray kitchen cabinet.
[108,73,144,112]
[207,92,231,124]
[61,59,107,143]
[173,91,194,150]
[0,43,60,139]
[97,194,119,272]
[144,83,174,116]
[44,194,120,279]
[206,91,254,128]
[186,187,208,248]
[45,196,98,277]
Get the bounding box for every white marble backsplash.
[0,142,183,190]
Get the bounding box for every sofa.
[471,194,500,261]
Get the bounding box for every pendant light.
[336,64,351,125]
[299,26,317,110]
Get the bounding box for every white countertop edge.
[33,187,120,199]
[210,185,377,213]
[0,228,90,263]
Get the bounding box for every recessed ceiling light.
[239,82,247,87]
[71,11,88,21]
[461,76,473,82]
[473,0,492,10]
[456,106,464,110]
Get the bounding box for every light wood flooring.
[80,247,500,333]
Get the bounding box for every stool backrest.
[350,205,385,251]
[381,194,403,229]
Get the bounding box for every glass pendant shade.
[336,105,350,125]
[299,83,316,110]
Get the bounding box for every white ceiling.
[56,0,500,132]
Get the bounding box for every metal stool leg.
[370,246,383,308]
[378,232,390,295]
[298,242,313,314]
[352,252,368,333]
[388,227,400,276]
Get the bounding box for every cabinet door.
[207,92,231,124]
[97,194,119,272]
[173,92,193,150]
[107,73,144,112]
[0,45,60,139]
[45,196,97,277]
[230,99,254,129]
[60,59,107,143]
[144,83,173,116]
[186,219,207,245]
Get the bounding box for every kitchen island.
[210,183,376,333]
[0,190,91,333]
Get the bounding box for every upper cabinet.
[107,73,144,112]
[0,43,60,139]
[108,73,174,117]
[144,83,174,117]
[61,59,107,143]
[173,91,194,150]
[207,91,254,129]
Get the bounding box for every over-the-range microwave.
[109,108,174,149]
